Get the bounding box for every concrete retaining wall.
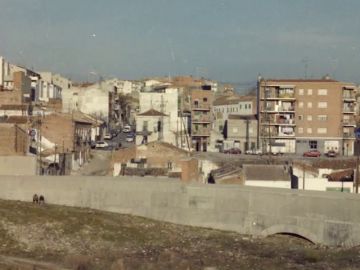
[0,175,359,246]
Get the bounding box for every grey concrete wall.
[0,175,359,247]
[0,156,36,175]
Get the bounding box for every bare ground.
[0,200,360,270]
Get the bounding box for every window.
[307,115,312,121]
[298,127,303,134]
[299,102,304,108]
[318,102,327,108]
[307,89,313,95]
[307,102,312,108]
[203,97,208,102]
[249,104,252,109]
[299,89,304,95]
[307,128,312,134]
[245,104,247,109]
[318,89,328,95]
[298,115,303,120]
[317,128,327,134]
[317,115,327,121]
[194,100,199,107]
[309,140,317,149]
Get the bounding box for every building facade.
[224,115,258,152]
[190,89,214,151]
[258,78,356,155]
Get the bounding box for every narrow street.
[72,150,112,176]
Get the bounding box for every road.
[72,150,112,176]
[193,151,356,166]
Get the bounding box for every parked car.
[303,149,321,157]
[95,141,109,149]
[104,134,112,140]
[126,134,134,142]
[245,149,263,155]
[325,150,337,158]
[223,148,242,154]
[123,125,131,133]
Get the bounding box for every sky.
[0,0,360,84]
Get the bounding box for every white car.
[104,134,112,140]
[95,141,109,148]
[245,149,263,155]
[126,135,134,142]
[123,125,131,133]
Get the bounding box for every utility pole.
[302,163,306,190]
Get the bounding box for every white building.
[135,109,172,145]
[213,96,256,120]
[293,166,354,193]
[138,87,188,147]
[62,84,109,122]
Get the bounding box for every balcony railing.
[343,107,355,113]
[343,133,355,139]
[343,94,356,101]
[261,119,295,125]
[192,104,211,110]
[192,128,211,136]
[343,120,356,126]
[263,92,295,99]
[192,115,212,122]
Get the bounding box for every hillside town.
[0,55,358,193]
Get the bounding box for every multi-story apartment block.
[258,78,356,155]
[190,89,214,151]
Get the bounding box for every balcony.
[192,129,211,136]
[343,94,356,102]
[192,115,212,123]
[343,133,355,139]
[261,118,296,126]
[261,92,295,100]
[261,106,295,113]
[343,120,356,127]
[343,107,355,114]
[192,104,211,111]
[261,129,295,138]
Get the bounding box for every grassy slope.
[0,200,359,270]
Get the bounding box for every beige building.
[224,115,258,152]
[191,89,214,151]
[258,78,356,155]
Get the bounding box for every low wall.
[0,175,359,246]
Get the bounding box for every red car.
[303,150,321,157]
[223,148,242,154]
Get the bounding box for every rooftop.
[243,164,291,181]
[138,109,168,117]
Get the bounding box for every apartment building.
[258,78,356,155]
[190,89,214,151]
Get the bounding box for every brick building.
[258,78,357,155]
[0,124,28,156]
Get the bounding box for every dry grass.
[0,200,359,269]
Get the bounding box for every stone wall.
[0,176,359,247]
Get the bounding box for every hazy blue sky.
[0,0,359,83]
